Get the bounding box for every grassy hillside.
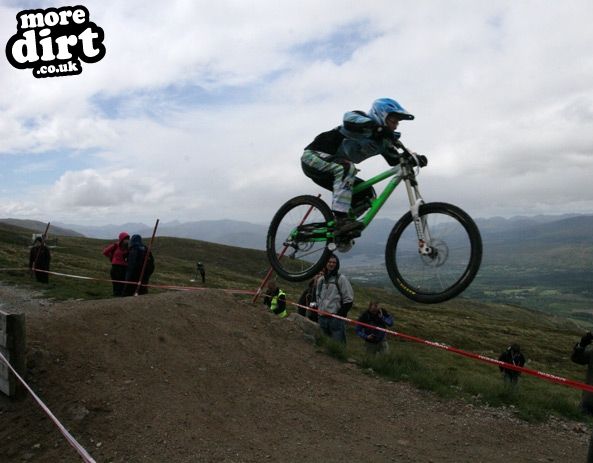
[349,215,593,321]
[0,218,84,237]
[0,222,591,422]
[0,222,276,300]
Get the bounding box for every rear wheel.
[266,195,333,281]
[385,202,482,303]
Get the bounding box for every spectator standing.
[29,236,51,283]
[263,281,287,318]
[498,343,526,385]
[196,261,206,283]
[297,274,322,323]
[316,254,353,344]
[102,232,129,297]
[124,234,154,296]
[571,331,593,415]
[355,301,394,354]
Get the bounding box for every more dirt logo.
[5,5,105,78]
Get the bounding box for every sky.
[0,0,592,226]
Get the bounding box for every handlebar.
[389,137,413,160]
[387,137,426,170]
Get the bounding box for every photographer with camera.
[498,343,525,386]
[571,331,593,415]
[355,301,394,355]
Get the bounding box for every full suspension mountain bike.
[266,139,482,304]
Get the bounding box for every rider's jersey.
[305,111,394,164]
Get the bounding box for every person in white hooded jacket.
[315,254,353,344]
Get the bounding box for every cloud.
[0,0,592,226]
[50,168,174,208]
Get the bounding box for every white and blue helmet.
[368,98,414,125]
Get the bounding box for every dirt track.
[0,286,590,462]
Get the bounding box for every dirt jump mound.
[0,291,588,462]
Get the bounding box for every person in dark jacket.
[571,331,593,415]
[102,232,129,297]
[29,236,51,283]
[297,274,321,323]
[316,254,353,344]
[196,261,206,283]
[301,98,425,236]
[355,301,394,354]
[262,281,287,318]
[124,234,154,296]
[498,343,526,385]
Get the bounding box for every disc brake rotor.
[420,239,449,267]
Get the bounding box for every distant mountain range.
[3,213,592,261]
[336,213,593,265]
[52,219,268,249]
[0,218,84,238]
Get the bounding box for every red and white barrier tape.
[23,268,257,295]
[0,351,96,462]
[289,300,593,394]
[143,281,256,295]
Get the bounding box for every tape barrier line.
[142,282,256,295]
[0,351,96,463]
[289,300,593,394]
[2,268,223,294]
[17,268,257,296]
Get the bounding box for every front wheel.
[385,202,482,303]
[266,195,333,281]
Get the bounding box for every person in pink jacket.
[102,232,130,296]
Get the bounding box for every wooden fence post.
[0,310,26,398]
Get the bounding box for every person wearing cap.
[301,98,426,236]
[102,232,129,297]
[498,343,526,385]
[571,331,593,415]
[29,236,51,283]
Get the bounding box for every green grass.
[1,222,591,423]
[0,222,290,300]
[352,337,587,422]
[315,335,349,362]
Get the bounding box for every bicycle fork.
[403,177,433,256]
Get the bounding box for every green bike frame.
[352,165,404,227]
[298,162,424,243]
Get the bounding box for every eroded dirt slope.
[0,288,589,462]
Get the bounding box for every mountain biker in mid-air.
[301,98,426,236]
